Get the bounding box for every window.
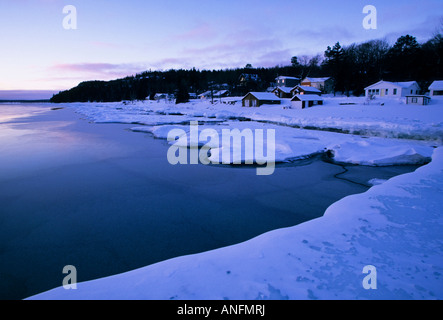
[386,89,389,95]
[393,89,397,95]
[412,97,418,103]
[375,89,380,94]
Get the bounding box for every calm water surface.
[0,104,419,299]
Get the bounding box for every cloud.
[176,36,287,68]
[173,22,215,40]
[50,62,147,79]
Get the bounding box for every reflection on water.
[0,104,49,123]
[0,104,419,300]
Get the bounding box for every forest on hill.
[50,33,443,103]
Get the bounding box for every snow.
[292,94,324,102]
[365,80,418,90]
[244,92,282,101]
[429,80,443,91]
[276,76,300,80]
[296,85,322,93]
[302,77,331,83]
[273,86,293,94]
[28,146,443,300]
[131,121,434,166]
[27,96,443,300]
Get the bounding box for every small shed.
[291,94,324,109]
[290,85,322,96]
[406,95,431,105]
[242,92,282,107]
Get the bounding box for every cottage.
[300,77,334,93]
[429,80,443,96]
[365,80,421,98]
[198,91,213,99]
[291,94,324,109]
[272,86,293,98]
[213,90,230,98]
[239,73,260,86]
[406,95,431,105]
[275,76,300,88]
[290,85,322,96]
[242,92,281,107]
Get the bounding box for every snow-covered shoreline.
[64,96,443,167]
[27,97,443,300]
[28,146,443,300]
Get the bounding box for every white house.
[365,80,421,98]
[428,80,443,96]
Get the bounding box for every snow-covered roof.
[276,76,300,80]
[294,85,321,93]
[198,91,212,97]
[272,86,293,94]
[302,77,331,83]
[395,81,419,88]
[365,80,419,90]
[429,80,443,90]
[291,94,324,102]
[244,92,282,100]
[406,95,431,98]
[214,90,229,96]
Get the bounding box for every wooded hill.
[50,34,443,103]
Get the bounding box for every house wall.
[291,99,323,109]
[366,83,421,98]
[291,100,304,109]
[401,86,420,97]
[276,90,292,98]
[276,78,299,88]
[242,94,258,107]
[242,94,280,107]
[406,96,430,105]
[301,79,333,93]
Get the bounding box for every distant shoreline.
[0,100,50,103]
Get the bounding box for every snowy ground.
[68,95,443,166]
[28,95,443,299]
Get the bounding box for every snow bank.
[28,147,443,300]
[131,121,434,166]
[66,97,443,143]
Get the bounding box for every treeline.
[50,33,443,103]
[321,34,443,96]
[50,66,303,103]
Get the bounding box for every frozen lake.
[0,104,420,299]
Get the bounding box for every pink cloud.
[173,22,215,40]
[50,63,147,79]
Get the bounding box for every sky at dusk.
[0,0,442,95]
